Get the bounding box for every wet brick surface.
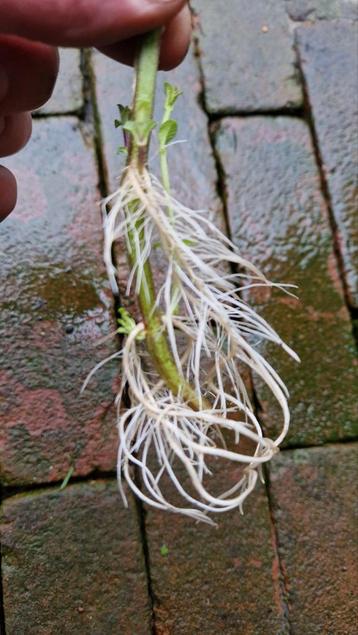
[269,444,358,633]
[0,3,357,632]
[1,480,151,634]
[146,475,289,635]
[214,116,358,446]
[0,119,118,485]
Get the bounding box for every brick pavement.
[1,3,357,633]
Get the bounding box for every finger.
[0,165,17,221]
[159,4,191,70]
[99,4,192,70]
[0,35,59,114]
[0,0,188,47]
[0,112,32,157]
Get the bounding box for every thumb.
[0,0,187,47]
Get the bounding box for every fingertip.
[0,35,59,114]
[159,4,192,70]
[0,112,32,158]
[0,165,17,221]
[0,0,189,47]
[99,4,192,70]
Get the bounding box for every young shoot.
[98,30,299,524]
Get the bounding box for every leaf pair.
[114,83,182,149]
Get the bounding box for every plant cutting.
[95,29,299,524]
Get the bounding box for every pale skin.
[0,0,191,221]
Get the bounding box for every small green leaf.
[159,120,178,146]
[114,106,131,130]
[117,307,135,330]
[164,82,182,108]
[182,239,197,247]
[60,466,74,491]
[116,146,128,155]
[117,307,145,340]
[160,544,169,557]
[117,104,131,123]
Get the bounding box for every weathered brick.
[37,49,83,115]
[0,119,118,485]
[192,0,302,114]
[1,480,151,634]
[297,21,358,307]
[214,117,357,446]
[286,0,358,21]
[146,476,289,634]
[269,444,358,634]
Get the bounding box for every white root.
[98,166,298,523]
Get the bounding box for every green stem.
[126,30,202,408]
[159,123,173,220]
[128,29,160,167]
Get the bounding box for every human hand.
[0,0,191,221]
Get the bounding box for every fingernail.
[0,66,8,103]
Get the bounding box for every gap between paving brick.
[263,464,292,633]
[0,552,6,635]
[206,107,305,121]
[295,45,358,349]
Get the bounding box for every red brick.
[146,478,289,634]
[214,116,357,446]
[269,444,358,633]
[0,118,118,485]
[1,480,151,633]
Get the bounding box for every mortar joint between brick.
[263,464,293,634]
[133,469,158,635]
[295,44,358,350]
[281,437,358,453]
[190,22,234,249]
[207,107,305,121]
[0,470,118,502]
[0,483,6,635]
[84,49,110,199]
[0,553,6,635]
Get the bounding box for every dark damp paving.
[1,4,357,633]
